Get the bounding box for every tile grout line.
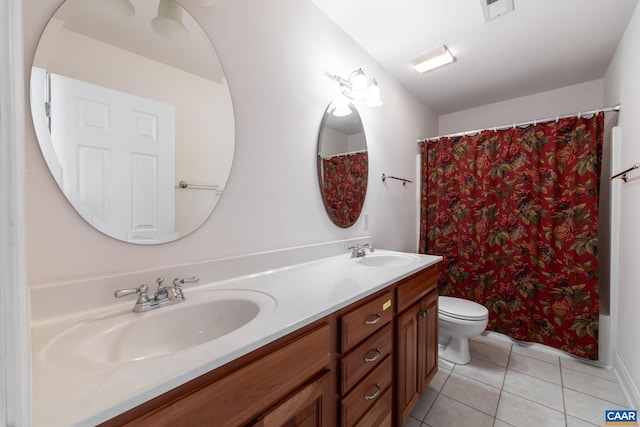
[560,355,568,427]
[492,343,513,427]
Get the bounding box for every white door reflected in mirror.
[43,69,177,242]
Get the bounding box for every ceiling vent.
[481,0,514,22]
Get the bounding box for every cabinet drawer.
[340,325,392,394]
[396,265,437,313]
[341,356,392,427]
[125,323,331,427]
[352,386,392,427]
[341,291,394,352]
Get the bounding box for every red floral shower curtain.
[320,152,368,227]
[419,113,603,360]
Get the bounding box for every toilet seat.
[439,296,488,321]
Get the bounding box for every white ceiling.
[310,0,639,115]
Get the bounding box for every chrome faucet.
[348,243,375,258]
[115,276,199,312]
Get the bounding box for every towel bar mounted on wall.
[178,180,219,190]
[609,163,640,183]
[381,174,413,186]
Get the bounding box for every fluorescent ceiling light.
[412,45,456,73]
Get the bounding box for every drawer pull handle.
[364,383,382,401]
[420,309,429,318]
[364,313,382,325]
[364,348,382,363]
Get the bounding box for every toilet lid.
[439,296,488,321]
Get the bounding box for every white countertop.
[31,249,441,427]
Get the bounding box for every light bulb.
[365,79,382,107]
[331,97,352,117]
[349,69,368,100]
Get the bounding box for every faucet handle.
[114,284,150,303]
[172,276,199,287]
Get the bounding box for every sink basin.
[354,253,420,267]
[42,289,277,365]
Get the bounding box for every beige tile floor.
[403,333,631,427]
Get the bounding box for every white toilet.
[438,296,489,364]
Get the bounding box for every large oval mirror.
[30,0,235,244]
[317,99,368,228]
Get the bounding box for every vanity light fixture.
[330,96,353,117]
[333,68,383,107]
[152,0,189,39]
[412,45,456,73]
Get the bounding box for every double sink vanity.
[31,241,441,426]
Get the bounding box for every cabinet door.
[252,371,332,427]
[395,303,420,426]
[418,291,438,392]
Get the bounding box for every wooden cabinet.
[338,290,394,427]
[394,265,439,426]
[102,263,440,427]
[101,322,332,427]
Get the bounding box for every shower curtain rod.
[321,149,367,160]
[418,104,620,143]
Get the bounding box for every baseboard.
[615,353,640,409]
